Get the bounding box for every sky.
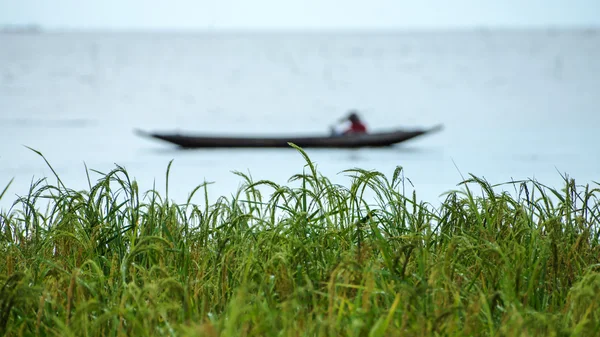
[1,0,599,30]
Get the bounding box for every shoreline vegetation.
[1,145,599,336]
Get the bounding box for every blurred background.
[1,0,599,209]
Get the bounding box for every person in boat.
[331,110,368,136]
[344,111,368,134]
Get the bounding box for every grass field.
[1,145,599,336]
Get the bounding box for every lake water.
[1,29,599,210]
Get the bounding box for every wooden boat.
[135,124,443,149]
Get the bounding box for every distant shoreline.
[1,24,598,36]
[0,24,43,34]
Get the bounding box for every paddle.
[329,116,348,135]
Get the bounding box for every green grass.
[1,144,599,337]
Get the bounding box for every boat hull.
[137,125,442,149]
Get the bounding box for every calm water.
[1,29,599,210]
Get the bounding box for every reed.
[0,144,599,336]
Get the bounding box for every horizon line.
[2,23,599,35]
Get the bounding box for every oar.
[329,115,348,133]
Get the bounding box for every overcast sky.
[1,0,599,30]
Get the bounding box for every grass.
[0,143,599,336]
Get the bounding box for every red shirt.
[344,121,367,134]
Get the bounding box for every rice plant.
[0,144,598,336]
